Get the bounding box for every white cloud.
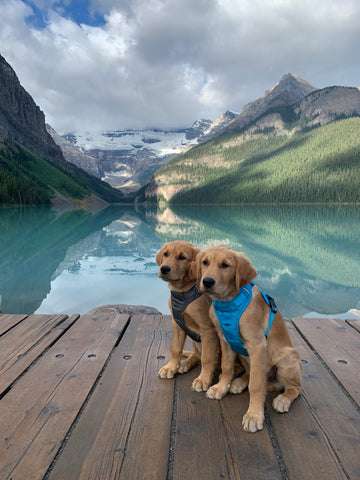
[1,0,360,133]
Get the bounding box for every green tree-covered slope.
[154,117,360,204]
[0,142,125,205]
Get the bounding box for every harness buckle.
[267,295,278,313]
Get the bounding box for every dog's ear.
[191,250,204,287]
[188,261,197,281]
[191,246,200,261]
[155,247,164,265]
[187,246,201,281]
[235,252,257,291]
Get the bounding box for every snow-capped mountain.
[47,114,236,197]
[67,127,194,156]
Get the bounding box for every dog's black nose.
[202,277,215,289]
[160,265,171,275]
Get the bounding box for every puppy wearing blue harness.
[196,245,302,433]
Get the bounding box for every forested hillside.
[152,117,360,204]
[0,143,125,205]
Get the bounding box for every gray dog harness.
[171,285,203,342]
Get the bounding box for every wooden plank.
[265,321,359,480]
[0,314,74,397]
[172,366,282,479]
[288,323,360,479]
[0,312,129,480]
[172,366,231,480]
[48,314,174,480]
[0,314,28,336]
[346,317,360,334]
[221,395,283,479]
[292,317,360,404]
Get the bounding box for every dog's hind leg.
[272,347,302,413]
[179,341,201,373]
[230,355,249,393]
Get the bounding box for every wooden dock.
[0,310,359,479]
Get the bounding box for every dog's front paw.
[192,376,211,392]
[158,363,178,379]
[242,410,264,433]
[273,393,291,413]
[230,375,249,394]
[206,383,230,400]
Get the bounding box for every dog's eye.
[221,262,229,269]
[164,252,169,257]
[202,260,208,266]
[178,254,186,260]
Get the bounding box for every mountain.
[47,111,238,195]
[0,54,125,205]
[143,74,360,204]
[0,54,65,165]
[47,120,217,195]
[203,73,317,139]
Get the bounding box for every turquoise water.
[0,204,359,318]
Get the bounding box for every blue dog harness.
[213,283,277,356]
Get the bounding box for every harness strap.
[171,285,203,342]
[260,291,277,336]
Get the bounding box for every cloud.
[1,0,360,133]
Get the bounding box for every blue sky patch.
[22,0,106,28]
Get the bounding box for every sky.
[1,0,360,134]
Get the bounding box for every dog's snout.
[202,277,216,289]
[160,265,171,275]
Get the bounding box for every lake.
[0,204,359,319]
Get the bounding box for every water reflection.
[155,205,360,317]
[0,204,359,318]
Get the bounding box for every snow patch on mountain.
[65,127,199,157]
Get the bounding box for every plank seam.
[166,375,179,480]
[345,319,360,335]
[16,315,70,360]
[114,315,131,348]
[264,405,289,480]
[43,313,131,480]
[0,315,29,338]
[291,320,360,414]
[300,390,351,480]
[218,400,235,479]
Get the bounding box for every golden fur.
[156,241,219,392]
[194,245,302,433]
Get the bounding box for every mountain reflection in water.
[0,204,359,318]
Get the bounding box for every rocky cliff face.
[46,124,101,177]
[295,86,360,125]
[0,54,65,165]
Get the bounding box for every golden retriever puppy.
[156,241,219,392]
[195,245,302,433]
